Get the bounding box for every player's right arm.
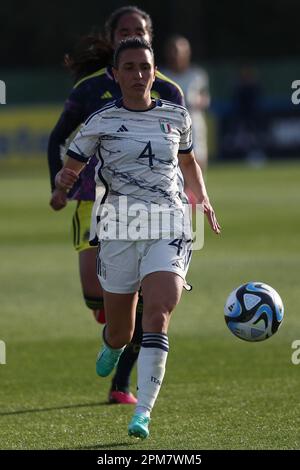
[55,158,85,191]
[47,88,85,210]
[55,113,101,192]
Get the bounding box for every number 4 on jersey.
[138,141,155,168]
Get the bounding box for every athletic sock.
[136,332,169,414]
[111,343,139,392]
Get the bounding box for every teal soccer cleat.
[128,413,150,439]
[96,344,124,377]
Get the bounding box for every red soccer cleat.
[109,390,137,405]
[93,308,106,324]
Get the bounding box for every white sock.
[136,333,169,416]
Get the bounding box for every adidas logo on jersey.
[117,125,128,132]
[101,91,112,99]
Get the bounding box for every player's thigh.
[140,238,191,331]
[141,271,184,332]
[142,271,184,314]
[97,240,140,294]
[103,290,138,344]
[140,238,192,295]
[79,248,103,297]
[72,200,102,296]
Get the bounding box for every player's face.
[113,13,151,48]
[113,48,155,102]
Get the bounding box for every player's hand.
[55,168,78,191]
[201,197,221,235]
[50,189,67,211]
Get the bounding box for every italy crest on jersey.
[159,119,172,134]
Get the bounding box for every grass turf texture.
[0,160,299,450]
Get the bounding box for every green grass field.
[0,159,299,450]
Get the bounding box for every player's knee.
[145,297,177,318]
[143,310,170,333]
[106,326,134,349]
[84,295,104,311]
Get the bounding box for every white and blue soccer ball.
[224,282,284,342]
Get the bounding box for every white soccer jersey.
[67,98,193,239]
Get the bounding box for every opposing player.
[47,6,185,405]
[55,38,221,439]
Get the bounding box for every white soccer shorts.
[97,238,192,294]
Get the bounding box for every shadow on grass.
[0,401,109,416]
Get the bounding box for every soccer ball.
[224,282,284,342]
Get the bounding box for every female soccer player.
[55,38,221,439]
[47,6,184,405]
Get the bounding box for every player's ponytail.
[63,34,113,82]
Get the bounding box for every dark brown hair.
[104,6,153,45]
[113,37,154,68]
[64,34,113,82]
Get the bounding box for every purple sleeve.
[153,76,186,107]
[170,86,185,107]
[47,89,84,192]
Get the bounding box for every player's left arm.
[179,151,221,235]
